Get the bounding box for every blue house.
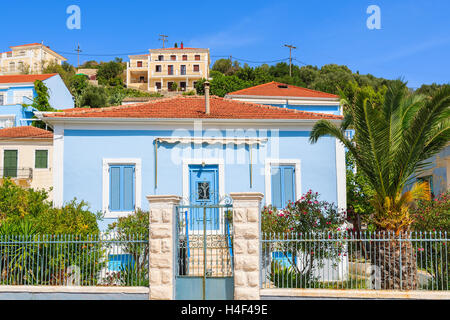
[39,94,346,231]
[225,81,342,115]
[407,144,449,198]
[0,73,74,129]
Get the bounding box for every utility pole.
[159,35,168,48]
[283,44,297,77]
[75,43,82,68]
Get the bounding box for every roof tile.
[45,95,343,121]
[0,126,53,139]
[0,73,57,84]
[227,81,339,98]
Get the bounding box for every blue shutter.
[283,166,295,206]
[271,165,296,209]
[109,166,121,211]
[109,164,135,211]
[271,166,282,208]
[123,166,135,211]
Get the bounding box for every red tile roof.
[44,95,343,121]
[227,81,339,99]
[10,43,46,48]
[0,126,53,139]
[0,73,57,84]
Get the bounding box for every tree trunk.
[372,233,417,290]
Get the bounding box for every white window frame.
[264,158,301,206]
[102,158,142,218]
[0,115,15,128]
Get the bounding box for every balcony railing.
[1,167,33,180]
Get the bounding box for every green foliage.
[346,152,376,232]
[35,199,101,235]
[106,209,149,286]
[410,192,450,290]
[107,208,149,238]
[182,90,196,96]
[416,83,450,97]
[0,178,103,285]
[170,81,178,91]
[0,178,100,234]
[70,74,89,96]
[310,82,450,232]
[0,178,50,222]
[97,58,125,86]
[78,85,108,108]
[270,261,309,288]
[42,61,76,88]
[200,60,400,98]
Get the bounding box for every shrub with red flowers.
[261,190,347,288]
[410,191,449,289]
[411,191,450,232]
[261,189,346,235]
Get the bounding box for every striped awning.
[155,137,267,145]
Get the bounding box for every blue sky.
[1,0,449,88]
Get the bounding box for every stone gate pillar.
[146,195,181,300]
[230,192,264,300]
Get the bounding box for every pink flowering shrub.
[262,190,347,288]
[261,189,345,235]
[411,191,450,232]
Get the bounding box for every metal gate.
[175,202,234,300]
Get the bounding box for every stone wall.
[147,195,181,300]
[230,192,264,300]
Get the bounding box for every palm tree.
[309,81,450,289]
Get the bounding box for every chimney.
[180,41,184,49]
[204,81,210,115]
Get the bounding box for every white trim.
[53,125,64,207]
[102,158,142,218]
[335,139,347,212]
[182,158,225,205]
[264,158,301,205]
[33,148,50,171]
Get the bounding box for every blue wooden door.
[189,165,219,231]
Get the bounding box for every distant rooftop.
[0,126,53,139]
[0,73,57,84]
[226,81,339,99]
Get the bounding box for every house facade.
[0,126,53,199]
[126,43,210,92]
[0,73,74,128]
[39,95,346,231]
[0,43,67,75]
[411,143,450,197]
[225,81,342,115]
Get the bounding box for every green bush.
[411,192,449,290]
[0,178,103,285]
[107,209,149,286]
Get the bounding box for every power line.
[54,50,149,57]
[53,48,304,66]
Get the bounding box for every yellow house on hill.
[126,43,210,93]
[0,43,67,75]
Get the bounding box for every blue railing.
[184,210,190,259]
